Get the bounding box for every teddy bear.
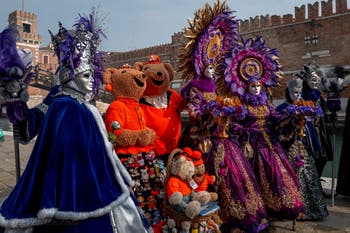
[187,149,218,202]
[166,148,212,219]
[103,64,156,150]
[179,221,191,233]
[206,214,223,233]
[103,64,166,227]
[135,55,185,162]
[162,218,178,233]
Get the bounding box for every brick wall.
[25,0,350,101]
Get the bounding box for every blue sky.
[0,0,342,51]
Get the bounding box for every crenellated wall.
[81,0,350,99]
[238,0,349,32]
[104,43,173,69]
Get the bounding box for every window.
[23,23,31,33]
[43,55,49,64]
[304,33,318,45]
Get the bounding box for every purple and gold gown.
[181,85,269,233]
[277,101,328,220]
[239,92,305,220]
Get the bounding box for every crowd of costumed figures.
[1,1,350,233]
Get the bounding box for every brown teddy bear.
[135,55,185,162]
[103,64,166,227]
[187,149,218,203]
[103,64,156,150]
[166,148,212,220]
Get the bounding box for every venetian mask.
[203,64,215,80]
[248,81,261,95]
[307,72,321,90]
[289,86,302,101]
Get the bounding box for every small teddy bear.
[180,221,191,233]
[188,149,218,202]
[166,148,212,219]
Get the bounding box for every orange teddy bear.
[103,64,156,153]
[166,148,212,219]
[103,64,166,227]
[187,149,218,202]
[135,55,185,161]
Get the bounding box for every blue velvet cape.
[0,86,148,232]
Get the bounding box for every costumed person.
[178,2,269,232]
[276,77,328,220]
[337,94,350,196]
[220,36,305,221]
[318,66,350,196]
[0,14,152,233]
[103,64,165,230]
[296,63,333,179]
[135,55,185,164]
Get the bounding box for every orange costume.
[166,176,192,200]
[105,97,153,154]
[140,89,184,156]
[194,173,215,192]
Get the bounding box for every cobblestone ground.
[1,134,350,232]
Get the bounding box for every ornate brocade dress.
[240,93,305,220]
[277,101,328,220]
[181,86,269,233]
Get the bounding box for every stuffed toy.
[135,55,185,162]
[103,64,156,150]
[206,214,223,233]
[161,218,178,233]
[166,148,212,219]
[188,149,218,202]
[180,221,191,233]
[103,64,166,228]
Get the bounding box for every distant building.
[8,10,42,65]
[6,0,350,100]
[104,0,350,98]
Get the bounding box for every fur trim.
[0,103,133,229]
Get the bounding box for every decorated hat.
[178,0,238,83]
[295,62,320,81]
[287,77,303,92]
[49,10,105,96]
[217,36,284,96]
[0,28,33,83]
[144,54,161,64]
[188,150,204,167]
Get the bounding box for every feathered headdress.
[217,36,284,96]
[178,0,238,83]
[295,62,320,82]
[0,28,33,123]
[0,28,32,83]
[49,9,105,96]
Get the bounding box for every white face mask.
[289,87,302,101]
[204,65,215,80]
[307,72,321,90]
[248,82,261,95]
[73,68,94,94]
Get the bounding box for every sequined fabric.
[240,97,305,220]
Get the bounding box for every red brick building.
[105,0,350,99]
[8,0,350,100]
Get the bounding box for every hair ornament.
[49,8,105,96]
[178,0,238,83]
[217,36,284,96]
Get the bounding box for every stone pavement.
[1,133,350,232]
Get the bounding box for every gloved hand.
[0,66,31,104]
